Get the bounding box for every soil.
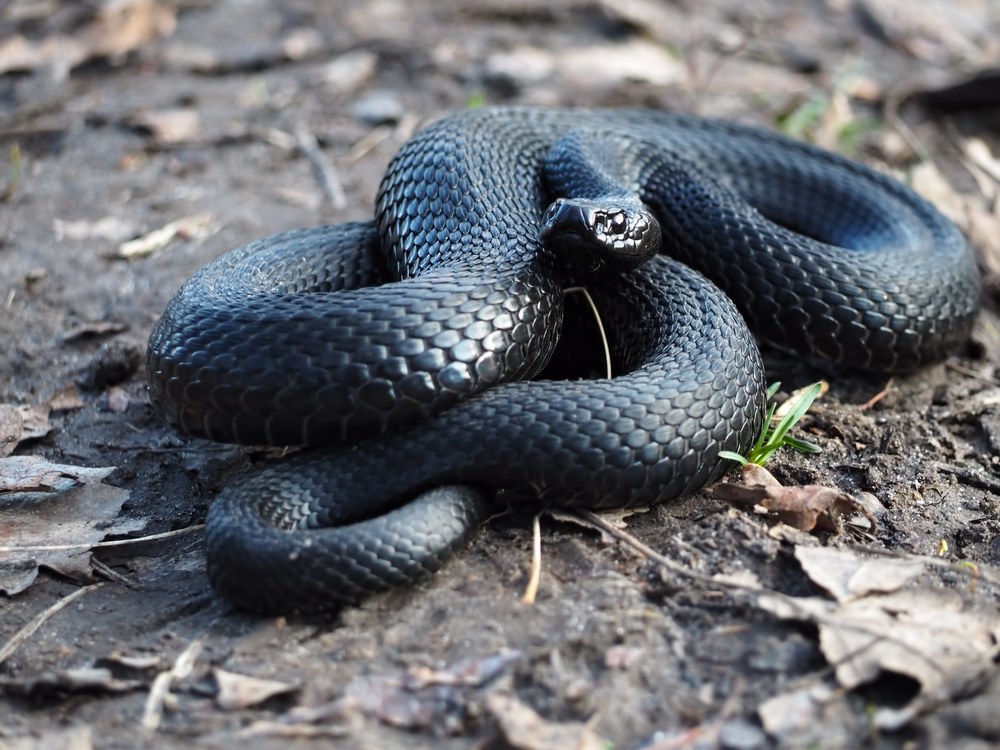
[2,1,1000,749]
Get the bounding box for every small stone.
[719,717,767,750]
[351,91,405,126]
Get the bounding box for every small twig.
[0,584,100,666]
[522,514,543,605]
[884,88,933,164]
[564,286,611,378]
[293,126,347,211]
[571,509,731,588]
[90,557,138,589]
[0,524,205,554]
[859,378,894,411]
[143,637,204,732]
[345,124,394,163]
[946,360,1000,387]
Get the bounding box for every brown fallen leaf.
[0,457,142,593]
[115,213,214,259]
[213,668,298,710]
[794,546,925,602]
[345,674,435,729]
[758,587,1000,730]
[0,725,93,750]
[127,108,202,145]
[487,694,606,750]
[714,480,876,533]
[62,320,129,343]
[53,216,138,243]
[0,0,177,77]
[0,667,143,698]
[404,649,522,689]
[48,385,86,412]
[0,388,86,457]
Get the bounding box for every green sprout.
[718,381,824,467]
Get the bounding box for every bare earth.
[2,1,1000,748]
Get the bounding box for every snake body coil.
[146,108,980,612]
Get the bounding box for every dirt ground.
[2,1,1000,748]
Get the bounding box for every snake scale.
[145,108,980,613]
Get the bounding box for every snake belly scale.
[145,107,980,612]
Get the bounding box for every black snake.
[145,108,980,613]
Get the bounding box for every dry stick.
[519,288,610,604]
[884,88,933,164]
[946,360,1000,387]
[859,377,894,411]
[572,509,728,588]
[564,286,612,379]
[522,514,543,605]
[293,126,347,211]
[0,584,100,666]
[0,524,205,554]
[143,637,204,732]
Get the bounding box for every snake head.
[540,197,662,271]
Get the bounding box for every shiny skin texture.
[146,108,980,612]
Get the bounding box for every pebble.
[351,91,405,126]
[719,717,768,750]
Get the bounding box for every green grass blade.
[717,450,749,466]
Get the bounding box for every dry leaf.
[0,725,93,750]
[48,385,85,412]
[345,674,435,729]
[404,650,521,690]
[714,482,876,532]
[53,216,138,243]
[116,213,214,258]
[758,587,1000,730]
[62,321,128,343]
[0,404,52,457]
[0,0,176,77]
[795,546,925,601]
[487,694,606,750]
[757,684,845,741]
[127,108,202,144]
[213,669,298,710]
[0,457,142,592]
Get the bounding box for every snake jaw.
[540,197,661,272]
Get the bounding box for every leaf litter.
[758,546,1000,732]
[0,457,143,594]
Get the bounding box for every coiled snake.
[145,108,980,613]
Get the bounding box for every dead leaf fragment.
[0,0,177,77]
[214,668,298,710]
[487,694,606,750]
[62,320,128,343]
[758,587,1000,729]
[795,546,925,601]
[48,385,85,412]
[345,674,435,729]
[116,213,214,259]
[0,457,141,590]
[405,650,521,689]
[53,216,138,243]
[715,480,875,533]
[127,108,202,144]
[0,725,93,750]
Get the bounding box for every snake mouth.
[540,200,609,271]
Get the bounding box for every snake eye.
[610,212,627,233]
